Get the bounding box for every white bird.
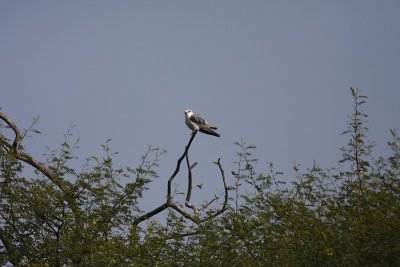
[185,110,220,137]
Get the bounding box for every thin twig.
[199,158,229,223]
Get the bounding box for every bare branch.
[133,132,229,226]
[133,132,198,225]
[199,197,218,211]
[165,159,229,238]
[198,158,229,223]
[133,202,170,225]
[18,151,70,192]
[167,131,197,198]
[0,111,22,150]
[170,202,200,224]
[184,149,198,213]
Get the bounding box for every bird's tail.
[206,121,217,130]
[199,128,220,137]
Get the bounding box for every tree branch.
[0,112,84,235]
[167,131,197,198]
[133,132,198,225]
[0,112,69,192]
[198,158,229,223]
[165,230,201,240]
[185,150,198,212]
[0,112,22,150]
[133,131,229,226]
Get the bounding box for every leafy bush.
[1,89,399,266]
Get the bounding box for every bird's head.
[185,110,193,118]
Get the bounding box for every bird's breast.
[185,117,198,131]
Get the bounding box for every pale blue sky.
[1,1,399,211]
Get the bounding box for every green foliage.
[0,125,166,265]
[1,88,399,266]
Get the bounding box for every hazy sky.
[1,1,399,211]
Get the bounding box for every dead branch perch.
[133,131,229,226]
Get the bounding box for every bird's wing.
[190,113,218,129]
[190,113,206,125]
